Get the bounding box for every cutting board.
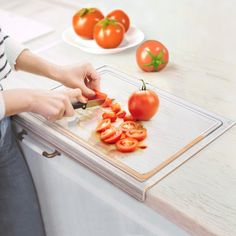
[49,66,223,182]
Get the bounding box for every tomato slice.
[96,119,111,133]
[116,138,138,153]
[102,97,113,108]
[126,128,147,141]
[102,112,117,122]
[103,129,122,144]
[111,103,121,113]
[123,114,136,121]
[120,121,143,132]
[100,127,116,140]
[116,110,126,118]
[94,90,107,100]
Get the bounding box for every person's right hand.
[29,88,86,122]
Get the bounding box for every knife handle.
[72,101,87,110]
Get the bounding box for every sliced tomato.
[100,127,116,140]
[116,110,126,118]
[138,144,148,149]
[123,114,136,121]
[94,90,107,100]
[116,138,138,153]
[102,112,117,122]
[120,121,143,132]
[102,97,113,108]
[103,129,122,144]
[126,128,147,141]
[111,103,121,113]
[96,119,111,133]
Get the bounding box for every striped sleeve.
[0,92,5,121]
[4,35,27,70]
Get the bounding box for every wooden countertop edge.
[145,194,216,236]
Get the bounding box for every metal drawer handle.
[42,150,61,158]
[17,129,28,141]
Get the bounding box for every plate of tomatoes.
[62,8,144,54]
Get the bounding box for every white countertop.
[1,0,236,235]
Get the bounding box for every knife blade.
[72,99,106,110]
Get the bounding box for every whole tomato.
[93,18,125,49]
[128,80,159,120]
[136,40,169,72]
[72,8,104,39]
[107,9,130,32]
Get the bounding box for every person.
[0,28,100,236]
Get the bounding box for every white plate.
[62,26,144,54]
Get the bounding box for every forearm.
[15,50,62,82]
[1,90,33,117]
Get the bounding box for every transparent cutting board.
[48,66,223,181]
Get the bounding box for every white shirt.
[0,28,26,120]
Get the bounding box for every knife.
[72,99,107,110]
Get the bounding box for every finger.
[62,96,75,117]
[79,82,97,98]
[65,88,88,103]
[85,64,101,90]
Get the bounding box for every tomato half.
[120,121,143,132]
[107,9,130,32]
[128,80,159,121]
[116,110,126,118]
[136,40,169,72]
[93,18,125,49]
[102,97,113,108]
[100,127,116,140]
[102,112,117,122]
[116,138,138,153]
[126,128,147,141]
[111,103,121,113]
[103,129,122,144]
[96,119,111,133]
[73,8,104,39]
[94,90,107,100]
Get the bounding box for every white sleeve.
[4,36,27,70]
[0,92,5,120]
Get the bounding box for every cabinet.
[16,124,189,236]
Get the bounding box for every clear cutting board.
[49,66,223,182]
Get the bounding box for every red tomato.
[111,103,121,113]
[102,112,117,122]
[128,80,159,121]
[94,90,107,100]
[123,114,136,121]
[96,119,111,133]
[103,129,122,144]
[102,97,113,108]
[107,9,130,32]
[116,138,138,153]
[136,40,169,72]
[93,18,125,49]
[116,110,126,118]
[73,8,104,39]
[126,128,147,141]
[100,127,116,140]
[120,121,143,132]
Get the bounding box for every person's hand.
[29,88,86,122]
[52,63,101,99]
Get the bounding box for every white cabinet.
[16,125,189,236]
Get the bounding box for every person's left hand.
[53,63,101,99]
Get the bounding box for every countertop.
[1,0,236,235]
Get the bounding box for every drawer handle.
[17,129,28,141]
[42,150,61,158]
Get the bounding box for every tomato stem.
[79,8,95,17]
[144,49,167,72]
[140,79,147,90]
[98,17,118,30]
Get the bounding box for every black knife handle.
[72,102,87,110]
